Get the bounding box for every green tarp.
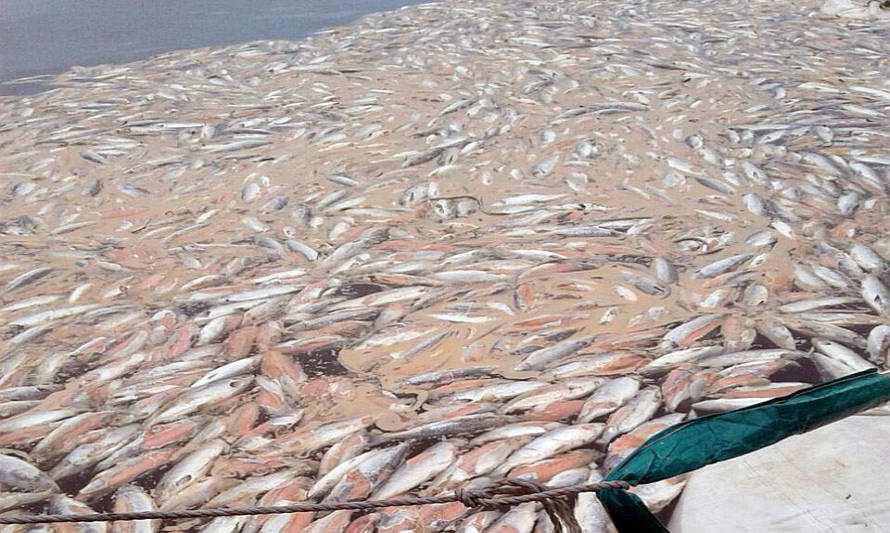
[597,369,890,532]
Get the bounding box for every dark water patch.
[749,333,777,350]
[300,348,350,378]
[55,468,97,500]
[770,357,821,385]
[177,301,212,318]
[789,330,814,353]
[92,492,117,513]
[55,361,91,384]
[844,322,875,341]
[135,463,171,492]
[254,409,272,427]
[15,499,52,517]
[332,282,386,299]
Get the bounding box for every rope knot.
[454,488,486,509]
[454,479,550,511]
[451,479,582,533]
[487,479,549,500]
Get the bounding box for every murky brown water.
[1,0,889,529]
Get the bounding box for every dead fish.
[263,195,288,211]
[492,424,604,475]
[485,502,537,533]
[439,99,473,116]
[574,469,612,532]
[693,254,751,279]
[206,139,271,153]
[812,338,875,372]
[501,377,604,414]
[50,495,107,533]
[777,297,862,313]
[697,348,808,368]
[154,440,227,502]
[310,448,384,500]
[660,314,724,350]
[639,346,723,378]
[531,156,558,177]
[653,257,678,285]
[740,161,768,185]
[325,443,409,502]
[319,431,368,477]
[403,366,499,387]
[745,229,777,248]
[866,325,890,365]
[80,150,106,165]
[82,178,103,196]
[0,408,80,437]
[0,490,54,513]
[200,517,249,533]
[515,336,595,370]
[811,352,861,381]
[809,263,851,290]
[837,192,860,217]
[150,377,253,424]
[862,275,890,316]
[112,485,160,533]
[632,476,687,513]
[370,414,519,444]
[278,416,375,454]
[755,318,798,350]
[445,381,546,403]
[692,398,766,415]
[205,470,295,508]
[50,424,142,480]
[468,422,564,447]
[596,387,662,445]
[428,439,525,491]
[4,267,52,293]
[241,183,261,202]
[371,440,458,499]
[850,244,887,273]
[0,453,59,492]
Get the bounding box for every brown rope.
[480,479,582,533]
[0,479,631,525]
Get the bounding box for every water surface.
[0,0,431,95]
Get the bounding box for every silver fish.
[0,454,59,492]
[492,424,604,475]
[862,275,890,316]
[371,440,458,499]
[596,387,662,445]
[515,336,595,370]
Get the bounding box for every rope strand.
[0,480,631,525]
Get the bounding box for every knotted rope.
[0,479,632,526]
